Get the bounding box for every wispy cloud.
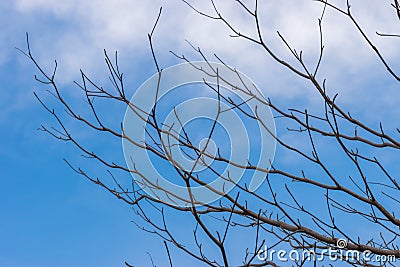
[3,0,399,124]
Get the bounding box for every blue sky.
[1,1,399,266]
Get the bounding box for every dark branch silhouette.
[21,1,399,266]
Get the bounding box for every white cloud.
[3,0,399,123]
[9,1,399,77]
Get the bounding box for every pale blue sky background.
[1,1,399,266]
